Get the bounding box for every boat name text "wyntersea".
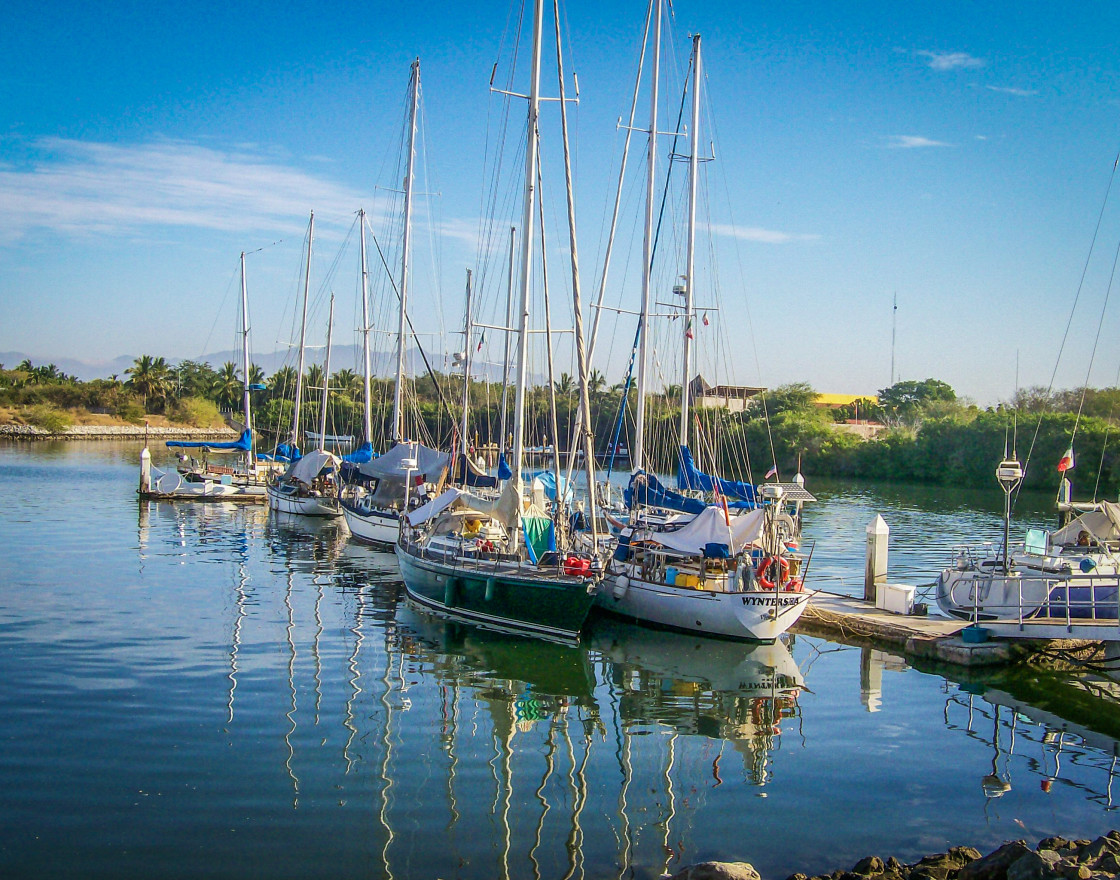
[741,596,802,607]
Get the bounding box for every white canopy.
[284,449,339,485]
[652,506,765,555]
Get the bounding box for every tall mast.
[239,251,254,469]
[392,58,421,444]
[291,211,314,449]
[678,34,701,449]
[511,0,544,497]
[317,292,335,453]
[553,0,599,548]
[498,226,516,463]
[359,209,373,444]
[634,0,662,473]
[460,269,473,459]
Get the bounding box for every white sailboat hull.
[597,574,808,641]
[341,503,400,546]
[266,484,340,517]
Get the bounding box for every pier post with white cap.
[865,514,889,603]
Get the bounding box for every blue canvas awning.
[166,428,252,452]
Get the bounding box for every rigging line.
[1018,148,1120,485]
[1071,228,1120,441]
[366,220,459,428]
[1091,358,1120,502]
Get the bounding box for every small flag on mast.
[1057,445,1075,473]
[765,464,778,479]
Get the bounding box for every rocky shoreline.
[669,833,1120,880]
[0,424,236,441]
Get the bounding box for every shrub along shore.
[4,358,1118,495]
[668,831,1120,880]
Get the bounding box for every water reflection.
[8,444,1120,880]
[944,673,1120,813]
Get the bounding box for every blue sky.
[2,1,1119,404]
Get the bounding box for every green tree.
[877,378,956,424]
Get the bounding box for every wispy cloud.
[984,85,1038,97]
[917,50,985,71]
[0,137,370,243]
[884,135,953,149]
[709,223,818,244]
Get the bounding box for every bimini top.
[166,428,252,453]
[1051,502,1120,546]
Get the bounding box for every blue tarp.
[676,445,758,505]
[531,471,572,502]
[167,428,252,452]
[343,441,375,464]
[497,453,513,480]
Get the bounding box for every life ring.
[756,555,790,589]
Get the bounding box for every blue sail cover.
[453,454,499,488]
[258,442,301,463]
[624,471,707,515]
[166,428,252,452]
[676,445,758,506]
[497,453,513,480]
[343,441,375,464]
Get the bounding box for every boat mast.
[460,269,473,460]
[678,33,701,450]
[291,211,314,449]
[317,292,335,453]
[359,208,373,445]
[239,251,254,471]
[392,59,421,445]
[498,226,516,465]
[553,0,599,547]
[634,0,662,473]
[511,0,544,503]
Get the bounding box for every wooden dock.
[794,590,1021,667]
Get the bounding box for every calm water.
[1,442,1117,880]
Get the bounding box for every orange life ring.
[756,555,790,589]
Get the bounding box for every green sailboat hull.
[395,541,598,641]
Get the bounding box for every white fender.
[612,574,630,599]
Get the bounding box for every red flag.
[1057,445,1074,472]
[702,313,709,326]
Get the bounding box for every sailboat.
[267,214,342,517]
[394,0,604,641]
[340,64,450,546]
[594,21,811,640]
[139,251,272,501]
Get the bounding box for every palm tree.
[248,363,266,388]
[268,366,297,400]
[213,362,241,410]
[588,369,607,397]
[554,372,574,397]
[332,368,361,399]
[125,355,172,409]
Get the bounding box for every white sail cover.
[358,442,448,481]
[1051,502,1120,545]
[283,449,339,485]
[651,506,766,555]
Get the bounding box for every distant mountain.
[0,352,138,382]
